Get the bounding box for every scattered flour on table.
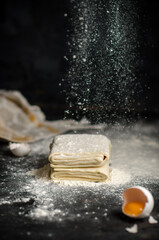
[1,122,159,223]
[25,163,131,220]
[25,164,131,220]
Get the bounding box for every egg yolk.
[123,202,145,216]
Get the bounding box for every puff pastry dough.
[49,134,111,182]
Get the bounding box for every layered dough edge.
[49,134,111,182]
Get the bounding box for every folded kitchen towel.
[0,90,106,143]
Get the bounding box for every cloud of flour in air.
[61,0,142,123]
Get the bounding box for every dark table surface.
[0,120,159,240]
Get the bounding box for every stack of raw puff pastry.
[49,134,111,182]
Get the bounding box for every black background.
[0,2,159,240]
[0,0,159,120]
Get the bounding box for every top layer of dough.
[51,134,110,153]
[50,134,110,155]
[49,134,111,168]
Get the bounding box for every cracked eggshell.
[122,186,154,218]
[9,142,31,157]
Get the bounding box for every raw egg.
[122,186,154,218]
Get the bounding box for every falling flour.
[62,0,142,123]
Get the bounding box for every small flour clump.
[28,164,50,180]
[30,207,63,221]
